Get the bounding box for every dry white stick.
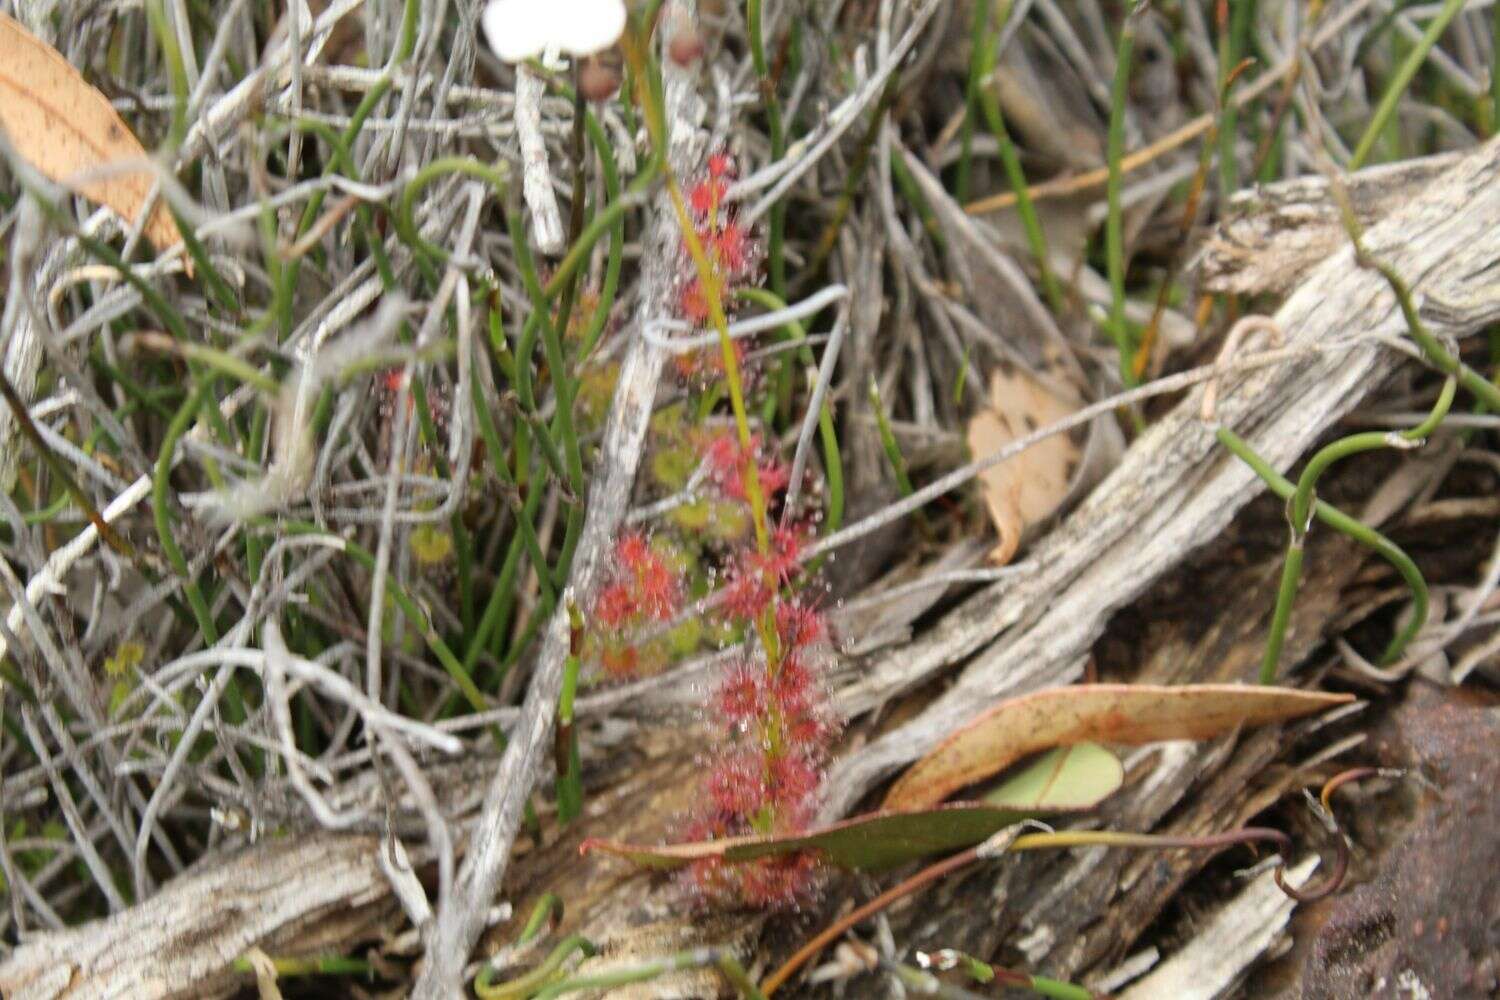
[265,619,365,831]
[412,4,708,993]
[1115,856,1318,1000]
[516,64,565,255]
[784,306,848,516]
[0,201,65,494]
[143,646,464,756]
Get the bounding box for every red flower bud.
[706,750,766,818]
[707,151,735,179]
[579,57,621,101]
[668,25,704,65]
[716,661,766,726]
[588,533,683,678]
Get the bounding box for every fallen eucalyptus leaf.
[968,367,1080,564]
[0,13,183,256]
[581,741,1123,873]
[982,740,1122,812]
[884,683,1355,811]
[584,804,1055,873]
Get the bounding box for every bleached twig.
[516,63,566,254]
[640,283,849,352]
[414,4,708,993]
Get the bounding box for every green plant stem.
[888,961,1094,1000]
[144,0,189,151]
[271,520,489,720]
[153,384,222,649]
[395,157,510,266]
[466,372,551,677]
[474,934,598,1000]
[868,377,915,499]
[1216,428,1431,677]
[133,336,280,395]
[748,0,788,298]
[231,954,370,978]
[890,151,945,251]
[1011,975,1093,1000]
[1105,14,1138,387]
[243,404,268,582]
[509,343,574,491]
[522,948,765,1000]
[297,118,453,486]
[973,4,1063,315]
[171,207,239,314]
[467,509,532,676]
[482,74,665,606]
[518,893,563,944]
[1361,256,1500,413]
[467,308,545,670]
[571,110,625,362]
[1350,0,1469,168]
[152,377,251,732]
[506,205,586,588]
[1215,0,1255,195]
[665,184,769,554]
[284,0,419,321]
[955,0,993,203]
[976,93,1063,314]
[1291,376,1456,534]
[393,117,633,665]
[1259,544,1306,687]
[665,175,784,700]
[555,603,584,825]
[1492,0,1500,135]
[1251,376,1457,683]
[551,81,591,342]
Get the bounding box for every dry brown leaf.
[0,13,183,256]
[968,366,1079,564]
[883,683,1355,811]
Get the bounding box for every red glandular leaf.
[715,660,766,727]
[706,750,767,820]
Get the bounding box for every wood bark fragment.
[1114,855,1318,999]
[0,833,395,1000]
[1193,150,1462,296]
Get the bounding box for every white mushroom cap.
[482,0,627,62]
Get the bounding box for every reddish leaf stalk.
[763,824,1344,995]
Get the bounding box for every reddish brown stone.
[1301,687,1500,999]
